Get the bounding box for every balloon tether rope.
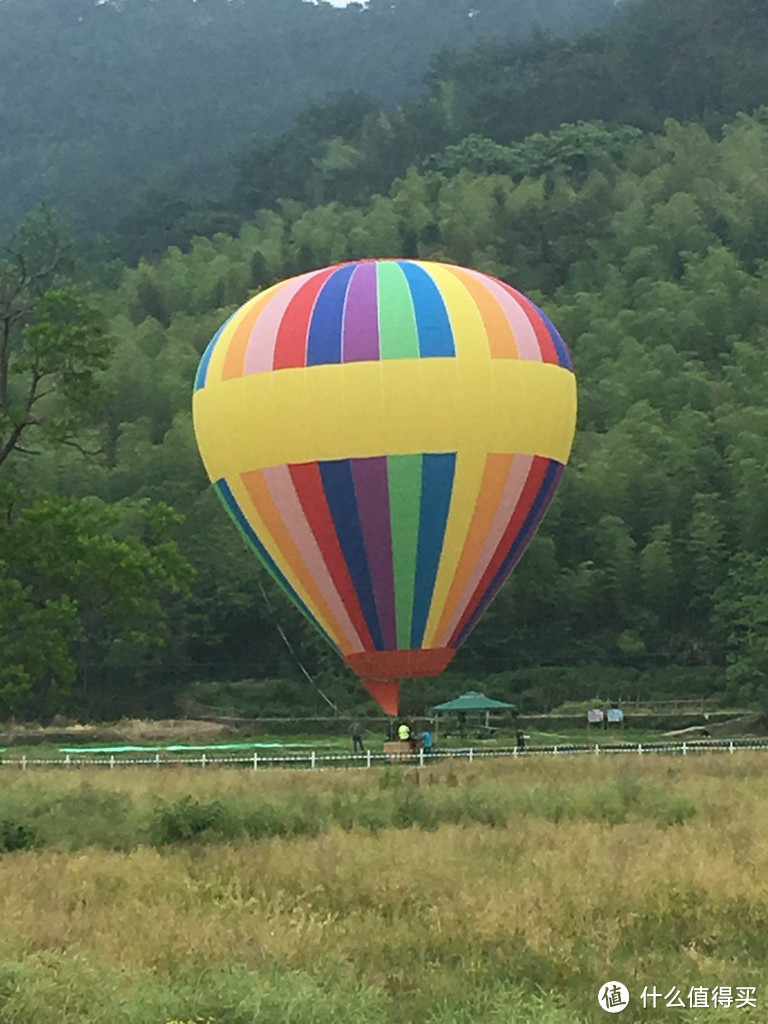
[258,580,339,713]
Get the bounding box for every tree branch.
[59,438,104,458]
[0,370,42,470]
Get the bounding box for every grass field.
[0,755,765,1023]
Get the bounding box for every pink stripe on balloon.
[436,454,534,647]
[243,272,316,375]
[260,465,365,652]
[462,268,541,361]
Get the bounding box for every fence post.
[155,752,161,769]
[419,747,425,768]
[65,754,71,768]
[638,743,642,754]
[21,755,27,771]
[595,744,599,755]
[554,745,558,755]
[201,752,207,769]
[468,748,474,763]
[311,751,316,770]
[682,742,687,756]
[253,752,258,770]
[109,755,115,769]
[513,746,518,758]
[729,740,734,754]
[366,749,371,769]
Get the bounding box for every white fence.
[1,738,767,771]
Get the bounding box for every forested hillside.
[0,0,617,241]
[3,0,768,724]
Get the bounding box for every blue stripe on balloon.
[537,305,573,370]
[410,453,456,647]
[319,459,385,650]
[213,478,339,652]
[307,264,357,366]
[455,460,563,647]
[399,261,455,358]
[195,315,233,390]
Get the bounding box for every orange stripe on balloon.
[260,464,365,653]
[442,266,519,358]
[221,285,285,381]
[240,469,355,653]
[435,453,535,647]
[431,453,513,645]
[462,268,541,361]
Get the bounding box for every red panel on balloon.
[345,648,455,680]
[362,680,400,716]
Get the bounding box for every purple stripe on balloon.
[342,262,380,363]
[352,456,397,648]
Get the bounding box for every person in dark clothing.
[350,720,365,754]
[516,727,527,751]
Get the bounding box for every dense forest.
[3,0,768,723]
[0,0,618,241]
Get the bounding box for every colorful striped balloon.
[193,259,577,714]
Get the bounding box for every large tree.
[0,206,109,470]
[0,208,194,719]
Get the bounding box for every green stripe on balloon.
[387,454,423,649]
[377,261,419,359]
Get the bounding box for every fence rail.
[1,737,768,771]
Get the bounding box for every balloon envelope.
[193,259,576,714]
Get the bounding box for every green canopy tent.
[427,690,517,740]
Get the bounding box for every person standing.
[516,727,527,751]
[421,727,433,756]
[350,720,365,754]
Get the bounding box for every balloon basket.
[383,740,418,764]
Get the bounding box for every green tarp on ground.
[57,742,317,754]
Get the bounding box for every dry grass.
[0,717,230,745]
[0,755,766,1023]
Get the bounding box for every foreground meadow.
[0,755,765,1023]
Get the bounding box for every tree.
[0,207,109,471]
[715,554,768,706]
[0,493,194,718]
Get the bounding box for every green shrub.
[150,797,233,846]
[0,820,36,852]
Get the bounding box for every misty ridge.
[0,0,619,240]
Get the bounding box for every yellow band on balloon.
[193,358,576,478]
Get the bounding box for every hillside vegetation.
[3,0,768,722]
[0,0,617,240]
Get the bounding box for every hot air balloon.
[192,259,576,715]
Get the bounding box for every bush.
[0,819,36,852]
[150,797,233,846]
